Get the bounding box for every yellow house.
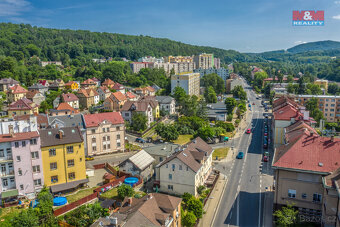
[7,84,28,103]
[39,127,88,193]
[65,81,79,91]
[8,98,39,117]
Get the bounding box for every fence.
[53,192,98,217]
[93,163,106,169]
[94,176,126,194]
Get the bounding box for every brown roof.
[39,127,83,147]
[26,90,40,99]
[14,114,48,128]
[77,88,99,97]
[56,103,79,113]
[102,78,115,86]
[81,78,96,85]
[273,104,303,121]
[0,131,39,143]
[98,86,110,93]
[9,98,37,111]
[112,91,127,102]
[273,96,300,111]
[9,84,27,94]
[83,112,124,128]
[61,93,79,102]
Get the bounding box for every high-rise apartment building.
[171,72,200,96]
[194,53,214,69]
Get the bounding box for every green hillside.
[287,40,340,53]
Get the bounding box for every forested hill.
[287,40,340,54]
[0,23,259,63]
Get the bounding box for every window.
[0,149,4,157]
[125,113,129,117]
[302,193,307,199]
[179,165,182,170]
[169,174,172,180]
[165,164,168,168]
[14,142,19,148]
[22,141,26,147]
[107,144,111,149]
[34,179,42,186]
[18,168,22,176]
[288,189,296,198]
[172,164,175,170]
[19,184,24,190]
[116,126,120,131]
[49,148,56,157]
[186,167,189,171]
[30,138,37,145]
[331,104,335,107]
[67,146,74,154]
[51,176,58,183]
[313,193,322,203]
[117,142,121,147]
[32,165,40,173]
[92,138,96,143]
[92,146,97,151]
[16,156,21,162]
[103,136,106,141]
[67,159,74,167]
[107,136,110,141]
[168,185,173,190]
[102,128,105,133]
[107,127,110,132]
[2,178,8,186]
[91,129,95,134]
[68,172,75,180]
[80,158,82,162]
[50,162,57,170]
[10,177,14,183]
[159,157,163,162]
[103,144,106,150]
[31,151,39,159]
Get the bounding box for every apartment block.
[214,57,221,69]
[171,72,200,96]
[194,67,229,80]
[193,53,214,69]
[165,55,193,63]
[130,62,152,73]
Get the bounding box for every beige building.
[165,55,194,63]
[171,72,200,96]
[296,95,340,123]
[193,53,214,69]
[155,137,213,197]
[76,88,100,109]
[7,84,28,103]
[83,112,125,156]
[314,79,329,91]
[322,169,340,227]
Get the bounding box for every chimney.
[128,197,132,206]
[331,135,334,142]
[310,131,314,137]
[58,130,64,139]
[8,125,14,137]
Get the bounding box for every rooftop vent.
[318,162,323,167]
[183,153,187,157]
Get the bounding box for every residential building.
[112,82,125,94]
[97,86,111,101]
[322,168,340,227]
[138,56,164,63]
[156,137,213,196]
[39,127,88,194]
[194,67,229,80]
[0,129,44,201]
[125,91,138,101]
[7,85,28,103]
[155,96,176,115]
[151,62,196,75]
[0,78,19,92]
[165,55,193,63]
[40,61,62,67]
[214,57,221,69]
[28,83,49,95]
[8,98,39,117]
[103,91,127,112]
[296,95,340,123]
[102,79,115,88]
[225,78,243,93]
[93,193,181,227]
[207,102,228,122]
[121,99,159,127]
[77,88,100,109]
[50,103,79,116]
[54,93,80,109]
[130,62,152,74]
[91,77,101,87]
[134,86,156,97]
[26,90,45,105]
[144,144,179,166]
[81,78,97,89]
[83,112,125,156]
[38,80,49,87]
[171,72,200,96]
[49,79,65,91]
[119,150,155,182]
[273,130,340,224]
[64,81,79,91]
[193,53,214,69]
[0,116,38,134]
[314,79,328,91]
[14,114,48,130]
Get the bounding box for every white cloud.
[333,15,340,20]
[0,0,31,16]
[335,1,340,4]
[294,41,307,45]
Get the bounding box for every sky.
[0,0,340,53]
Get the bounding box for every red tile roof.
[38,80,49,86]
[91,77,100,82]
[112,91,127,102]
[77,88,99,98]
[81,78,96,85]
[9,84,27,94]
[102,79,115,86]
[125,92,136,99]
[273,96,300,110]
[273,104,303,121]
[83,112,124,127]
[9,98,36,110]
[61,93,79,102]
[26,90,40,99]
[273,134,340,173]
[0,131,39,143]
[56,103,79,113]
[112,82,124,90]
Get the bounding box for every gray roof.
[143,144,179,157]
[207,102,227,117]
[155,96,174,104]
[0,78,19,85]
[48,114,85,130]
[28,83,46,90]
[39,127,83,147]
[122,150,155,171]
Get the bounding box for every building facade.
[193,53,214,69]
[171,72,200,96]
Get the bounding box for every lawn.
[213,147,229,160]
[125,143,141,152]
[0,206,21,225]
[173,135,194,145]
[65,187,96,204]
[100,188,118,199]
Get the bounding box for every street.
[212,78,274,227]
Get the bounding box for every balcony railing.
[0,156,13,162]
[0,170,15,177]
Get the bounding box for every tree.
[182,192,194,205]
[277,72,284,84]
[117,184,134,200]
[186,197,203,218]
[232,85,247,100]
[172,86,187,105]
[225,97,236,115]
[197,185,206,195]
[287,83,298,94]
[306,97,324,124]
[155,123,179,141]
[201,73,225,94]
[328,83,339,95]
[286,75,294,83]
[182,211,197,227]
[196,126,215,141]
[11,208,39,227]
[204,86,217,103]
[253,71,268,89]
[131,113,148,132]
[36,186,56,226]
[273,203,298,226]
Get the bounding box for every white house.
[155,137,213,196]
[155,96,176,115]
[0,116,38,134]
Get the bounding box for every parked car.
[135,137,146,143]
[263,156,269,162]
[252,102,255,105]
[237,152,244,159]
[246,128,252,134]
[85,156,94,161]
[263,143,268,149]
[146,137,153,143]
[264,151,269,157]
[264,132,268,136]
[264,114,268,118]
[248,104,251,108]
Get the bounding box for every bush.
[197,185,206,195]
[227,114,233,121]
[182,211,197,227]
[187,197,203,218]
[182,192,193,205]
[117,184,134,200]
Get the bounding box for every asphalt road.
[212,78,270,227]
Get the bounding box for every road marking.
[237,194,240,226]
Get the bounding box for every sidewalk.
[198,110,250,227]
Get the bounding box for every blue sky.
[0,0,340,52]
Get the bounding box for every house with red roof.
[7,84,28,103]
[81,78,97,89]
[102,78,115,88]
[125,91,138,101]
[112,82,125,94]
[76,88,100,109]
[38,79,50,87]
[103,91,127,112]
[273,130,340,223]
[26,90,45,105]
[53,93,79,109]
[96,86,111,101]
[134,86,155,97]
[91,77,101,87]
[8,98,39,117]
[49,103,79,116]
[83,112,125,156]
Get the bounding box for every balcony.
[0,156,13,163]
[0,170,15,177]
